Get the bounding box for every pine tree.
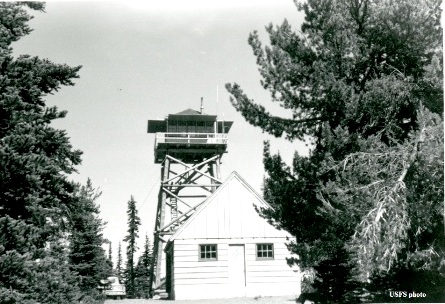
[134,234,153,298]
[68,179,110,296]
[226,0,443,301]
[0,2,85,303]
[116,242,124,279]
[108,242,112,262]
[107,241,113,272]
[123,196,141,298]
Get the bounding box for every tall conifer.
[107,242,113,272]
[226,0,443,301]
[123,196,141,298]
[68,179,110,295]
[116,242,124,279]
[0,2,84,302]
[134,234,153,298]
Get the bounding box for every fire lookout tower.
[147,104,233,296]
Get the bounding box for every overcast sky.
[13,0,307,261]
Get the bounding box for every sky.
[12,0,308,262]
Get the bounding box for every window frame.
[167,120,178,133]
[256,243,274,260]
[177,120,187,133]
[187,121,196,133]
[199,244,218,261]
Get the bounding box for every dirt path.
[105,296,296,304]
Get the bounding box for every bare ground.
[105,296,297,304]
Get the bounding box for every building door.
[228,244,246,296]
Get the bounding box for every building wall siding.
[171,238,300,300]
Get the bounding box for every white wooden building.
[164,171,301,300]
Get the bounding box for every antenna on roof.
[200,97,204,114]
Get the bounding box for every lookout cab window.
[167,120,178,133]
[195,121,205,133]
[177,120,187,133]
[199,244,217,260]
[256,244,274,259]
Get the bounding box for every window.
[187,121,196,133]
[199,244,217,260]
[177,120,187,133]
[256,244,274,259]
[205,121,214,133]
[168,120,178,132]
[195,121,205,133]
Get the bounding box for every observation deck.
[148,108,232,163]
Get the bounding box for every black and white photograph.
[1,1,443,303]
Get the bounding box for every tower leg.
[215,155,221,180]
[208,162,215,192]
[149,157,170,296]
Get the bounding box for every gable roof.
[174,108,202,115]
[169,171,290,241]
[168,108,217,122]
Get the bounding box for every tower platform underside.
[155,144,227,163]
[154,132,228,163]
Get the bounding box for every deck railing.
[155,132,228,146]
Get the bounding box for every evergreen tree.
[0,216,81,303]
[116,242,124,279]
[107,241,113,272]
[226,0,443,302]
[68,179,110,296]
[123,196,141,298]
[134,234,152,298]
[0,2,85,303]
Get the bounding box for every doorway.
[228,244,246,296]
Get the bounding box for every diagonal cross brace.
[165,155,222,183]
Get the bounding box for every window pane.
[257,244,273,259]
[205,121,214,133]
[168,121,178,132]
[194,121,204,133]
[200,244,217,260]
[178,121,187,132]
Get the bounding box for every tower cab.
[147,108,233,163]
